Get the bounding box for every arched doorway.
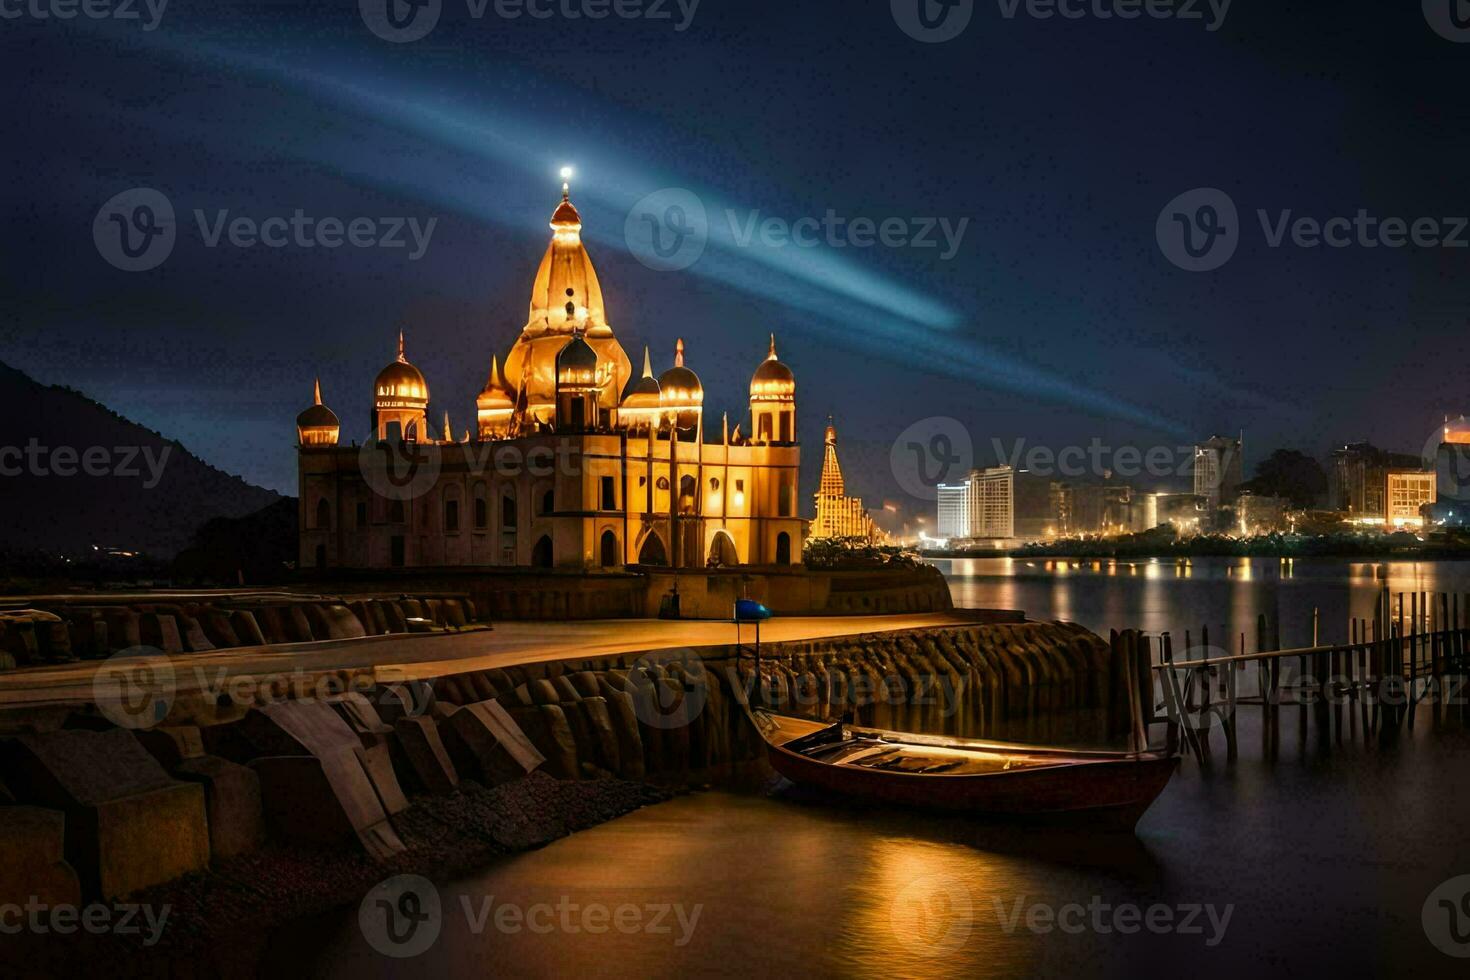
[637,531,668,566]
[599,530,619,568]
[678,475,696,515]
[531,535,553,569]
[707,530,738,568]
[775,531,792,565]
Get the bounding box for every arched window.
[637,533,668,566]
[599,530,619,567]
[502,491,517,529]
[778,482,793,517]
[445,499,460,532]
[540,488,555,516]
[474,497,488,529]
[315,498,331,530]
[389,499,405,524]
[776,531,792,565]
[531,534,553,569]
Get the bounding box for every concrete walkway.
[0,612,1000,709]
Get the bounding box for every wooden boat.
[751,709,1177,831]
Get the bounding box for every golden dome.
[297,378,340,446]
[621,346,662,409]
[750,333,795,400]
[659,338,703,407]
[476,354,515,411]
[297,377,339,427]
[375,332,429,404]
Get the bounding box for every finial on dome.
[641,345,653,378]
[675,338,685,368]
[443,410,452,441]
[397,330,407,363]
[313,377,323,405]
[559,166,574,201]
[767,333,778,361]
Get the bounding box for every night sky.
[3,1,1468,510]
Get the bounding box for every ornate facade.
[296,183,805,571]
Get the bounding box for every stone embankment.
[0,618,1138,970]
[0,592,484,669]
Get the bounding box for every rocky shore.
[8,773,668,978]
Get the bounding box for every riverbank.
[10,772,668,977]
[999,528,1470,560]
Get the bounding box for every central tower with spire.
[502,174,632,427]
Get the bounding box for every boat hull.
[757,715,1178,832]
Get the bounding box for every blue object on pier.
[734,599,773,622]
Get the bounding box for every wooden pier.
[1127,588,1470,762]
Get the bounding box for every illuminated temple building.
[296,181,805,571]
[809,421,881,543]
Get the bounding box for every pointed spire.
[397,330,407,363]
[443,409,452,442]
[313,377,323,405]
[722,411,729,446]
[767,333,778,361]
[486,355,502,389]
[674,338,685,368]
[641,345,654,378]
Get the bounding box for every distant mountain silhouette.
[0,361,283,559]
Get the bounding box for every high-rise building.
[1193,434,1243,517]
[934,467,1015,541]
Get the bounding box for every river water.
[272,560,1470,977]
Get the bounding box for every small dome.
[297,379,339,428]
[659,338,704,407]
[622,346,662,409]
[556,332,599,384]
[750,333,795,399]
[376,332,429,403]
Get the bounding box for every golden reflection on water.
[838,838,1030,980]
